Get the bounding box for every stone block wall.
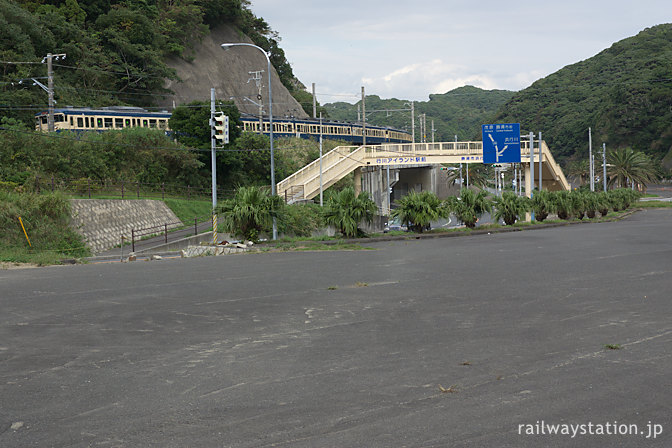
[69,199,181,254]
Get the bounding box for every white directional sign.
[482,123,521,164]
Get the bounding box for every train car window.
[54,114,65,122]
[115,118,123,128]
[125,119,131,127]
[149,119,157,128]
[77,117,84,128]
[158,119,167,129]
[96,118,102,128]
[142,120,148,127]
[104,118,112,128]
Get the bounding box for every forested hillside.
[0,0,304,126]
[325,86,514,143]
[493,24,672,166]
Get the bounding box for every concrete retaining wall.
[70,199,181,254]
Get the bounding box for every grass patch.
[604,344,622,350]
[162,198,213,224]
[637,201,672,208]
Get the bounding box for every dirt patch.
[0,262,40,270]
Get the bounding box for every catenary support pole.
[312,82,317,119]
[319,112,323,206]
[361,86,366,147]
[47,53,54,132]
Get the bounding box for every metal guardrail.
[130,216,210,252]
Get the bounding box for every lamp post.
[221,42,276,239]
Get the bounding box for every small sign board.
[482,123,521,164]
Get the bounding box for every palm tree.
[607,148,659,190]
[492,191,530,225]
[462,164,494,189]
[565,159,590,187]
[217,186,284,241]
[392,191,445,233]
[446,189,492,229]
[324,187,377,238]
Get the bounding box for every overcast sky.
[249,0,670,104]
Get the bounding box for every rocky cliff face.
[162,24,308,119]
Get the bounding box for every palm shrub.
[608,189,623,211]
[570,190,587,219]
[446,189,492,229]
[530,189,555,222]
[619,188,641,209]
[217,186,284,241]
[324,187,377,237]
[554,191,574,220]
[492,191,530,225]
[596,191,611,217]
[583,191,600,219]
[392,190,445,233]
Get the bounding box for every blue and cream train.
[239,116,412,144]
[35,107,413,144]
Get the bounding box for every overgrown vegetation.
[0,191,89,264]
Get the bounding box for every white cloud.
[361,59,502,100]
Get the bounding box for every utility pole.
[589,127,594,191]
[457,135,462,190]
[44,52,66,132]
[529,132,535,192]
[431,119,435,143]
[602,143,607,192]
[361,86,366,146]
[312,82,317,118]
[538,131,543,191]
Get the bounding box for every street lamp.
[221,42,277,240]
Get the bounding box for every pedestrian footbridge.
[277,140,570,203]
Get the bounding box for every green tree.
[324,187,377,238]
[446,189,492,229]
[217,185,284,241]
[391,190,445,233]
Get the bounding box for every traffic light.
[213,113,229,144]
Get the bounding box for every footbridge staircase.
[277,140,570,203]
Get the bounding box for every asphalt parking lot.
[1,208,671,447]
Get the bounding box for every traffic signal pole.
[210,88,218,245]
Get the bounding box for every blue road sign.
[482,123,521,164]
